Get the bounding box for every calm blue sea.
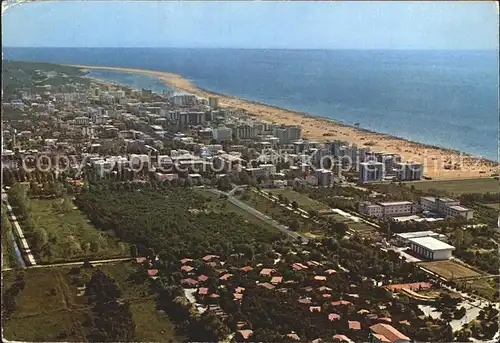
[3,48,498,160]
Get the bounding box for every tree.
[32,227,48,251]
[291,201,299,209]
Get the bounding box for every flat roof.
[378,201,413,206]
[448,205,471,212]
[438,197,457,203]
[408,236,455,251]
[393,215,421,222]
[396,231,438,239]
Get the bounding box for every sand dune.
[71,64,498,181]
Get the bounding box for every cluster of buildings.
[3,71,428,189]
[138,248,414,343]
[358,196,473,221]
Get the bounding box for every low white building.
[408,236,455,260]
[395,231,441,245]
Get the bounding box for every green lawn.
[266,188,330,212]
[463,277,499,302]
[2,262,176,342]
[406,178,498,195]
[28,198,129,263]
[238,191,312,232]
[196,189,278,232]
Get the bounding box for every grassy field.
[2,262,176,342]
[2,223,21,269]
[239,191,312,232]
[463,277,499,302]
[196,189,278,232]
[266,188,329,212]
[406,178,498,195]
[419,260,482,280]
[28,198,129,263]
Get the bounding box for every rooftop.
[408,236,455,251]
[378,201,413,206]
[448,205,471,212]
[395,231,438,239]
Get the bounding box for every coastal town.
[2,61,499,343]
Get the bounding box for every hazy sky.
[3,1,498,49]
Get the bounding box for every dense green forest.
[2,60,89,100]
[75,182,284,258]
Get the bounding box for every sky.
[2,1,499,50]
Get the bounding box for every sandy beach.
[71,64,498,181]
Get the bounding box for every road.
[28,257,133,269]
[208,188,308,243]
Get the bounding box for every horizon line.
[3,46,498,52]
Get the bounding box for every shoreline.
[69,64,498,181]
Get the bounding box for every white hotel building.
[358,201,417,218]
[420,197,473,220]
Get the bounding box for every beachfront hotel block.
[407,236,455,260]
[272,125,302,144]
[420,196,473,220]
[359,161,385,182]
[395,161,422,181]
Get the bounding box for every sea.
[3,48,498,161]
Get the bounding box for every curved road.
[208,188,307,243]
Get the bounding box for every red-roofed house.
[322,294,332,299]
[233,293,243,302]
[328,313,341,321]
[148,269,159,277]
[240,266,254,272]
[180,258,193,264]
[271,276,283,284]
[318,286,332,292]
[331,300,353,307]
[292,263,308,271]
[181,278,198,286]
[219,273,233,281]
[202,254,220,262]
[181,265,194,273]
[369,323,411,343]
[314,275,327,281]
[333,334,354,343]
[325,269,337,275]
[287,332,301,341]
[378,317,392,324]
[198,287,209,295]
[348,321,361,330]
[235,286,246,293]
[197,275,209,282]
[260,268,275,276]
